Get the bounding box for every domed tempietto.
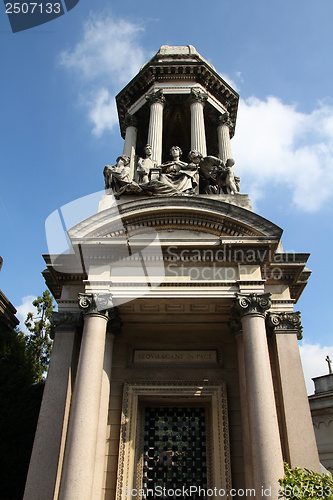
[24,45,321,500]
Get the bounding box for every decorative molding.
[50,311,82,337]
[235,292,271,317]
[145,89,166,106]
[116,381,231,500]
[78,292,114,317]
[267,311,303,340]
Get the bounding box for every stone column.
[146,89,165,165]
[189,89,207,157]
[230,316,253,490]
[235,293,284,499]
[92,313,122,497]
[123,114,138,180]
[58,293,114,500]
[23,312,82,500]
[267,312,321,473]
[217,112,233,163]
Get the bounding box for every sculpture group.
[103,145,240,198]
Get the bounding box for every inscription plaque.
[133,349,217,365]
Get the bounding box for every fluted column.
[189,89,207,156]
[24,312,82,500]
[59,293,114,500]
[235,293,283,499]
[123,114,138,180]
[146,90,165,165]
[217,112,233,163]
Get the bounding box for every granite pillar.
[236,293,284,499]
[23,312,82,500]
[58,294,113,500]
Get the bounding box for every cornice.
[116,49,239,139]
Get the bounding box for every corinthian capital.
[218,112,233,129]
[146,89,166,106]
[50,311,83,338]
[78,292,114,318]
[125,113,138,128]
[235,293,271,317]
[188,88,208,105]
[267,311,303,340]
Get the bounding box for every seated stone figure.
[159,146,199,194]
[137,145,157,184]
[103,155,141,197]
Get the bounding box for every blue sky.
[1,0,333,392]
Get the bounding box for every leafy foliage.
[25,290,54,381]
[279,462,333,500]
[0,327,44,499]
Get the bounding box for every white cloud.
[15,295,36,333]
[86,87,118,137]
[232,96,333,211]
[299,340,333,395]
[59,12,147,136]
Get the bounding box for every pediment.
[68,196,282,242]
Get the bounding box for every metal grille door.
[142,407,207,497]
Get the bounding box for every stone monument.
[24,45,321,500]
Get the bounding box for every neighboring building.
[0,256,19,332]
[24,46,320,500]
[309,365,333,476]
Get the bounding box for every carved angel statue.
[103,155,141,197]
[199,156,240,195]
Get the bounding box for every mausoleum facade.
[24,45,320,500]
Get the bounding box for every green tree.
[0,328,44,500]
[24,290,54,381]
[279,462,333,500]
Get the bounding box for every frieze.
[235,292,271,317]
[267,311,303,340]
